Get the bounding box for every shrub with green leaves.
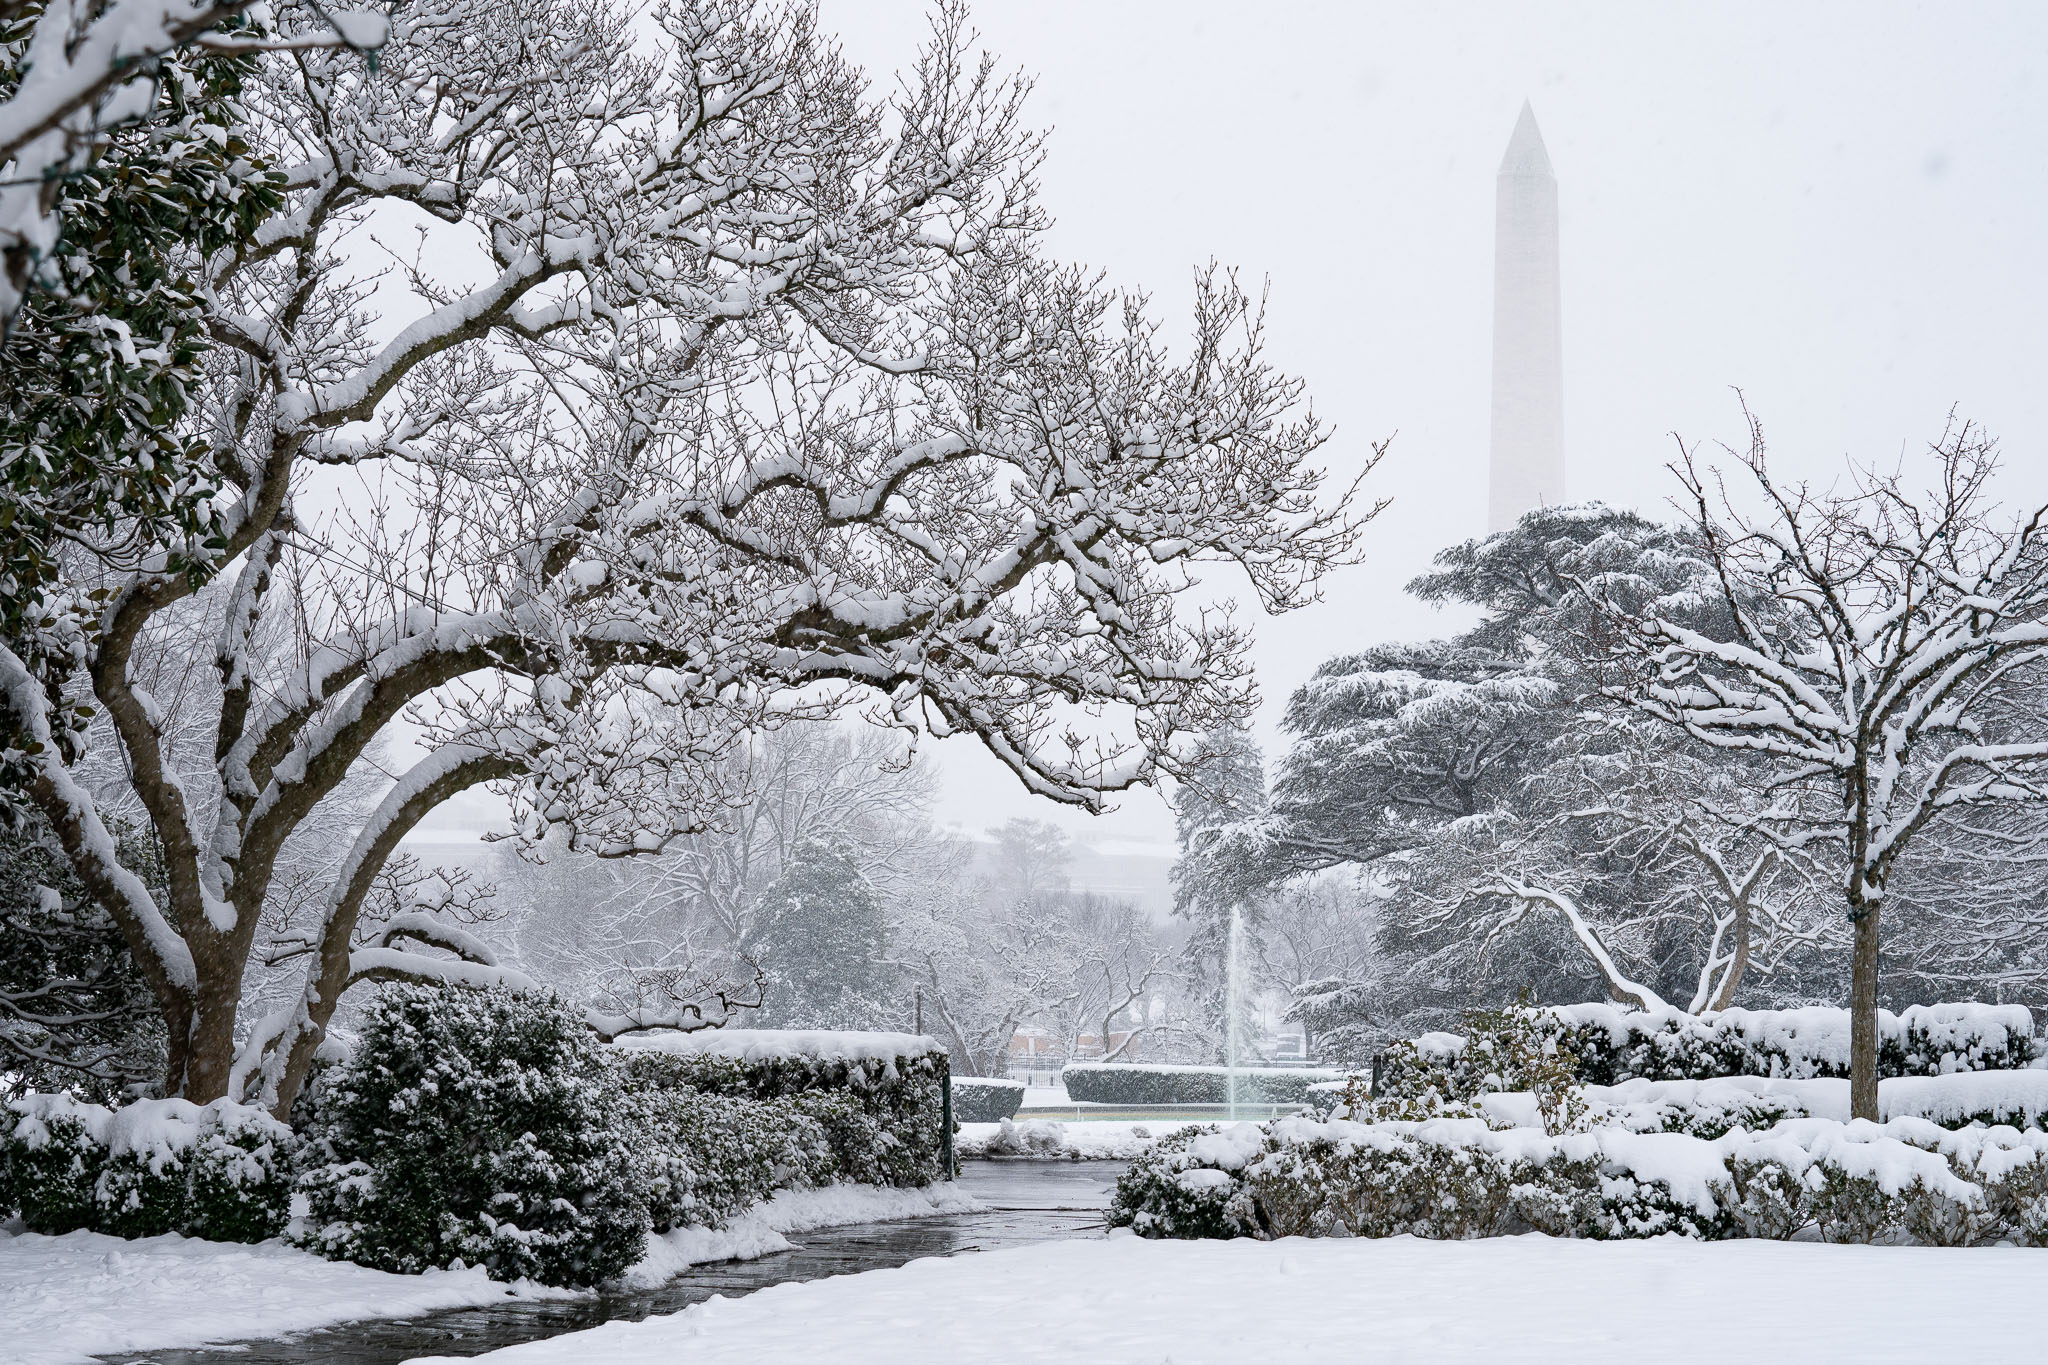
[184,1101,298,1242]
[1382,1003,2039,1093]
[614,1031,948,1188]
[297,983,646,1287]
[951,1077,1025,1124]
[3,1093,294,1240]
[1062,1063,1343,1108]
[1107,1125,1259,1240]
[614,1079,833,1232]
[1110,1112,2048,1248]
[3,1093,108,1232]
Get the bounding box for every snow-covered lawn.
[3,1183,981,1365]
[419,1232,2048,1365]
[3,1226,549,1365]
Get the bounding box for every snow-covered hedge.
[950,1077,1025,1124]
[1110,1113,2048,1246]
[1061,1062,1344,1107]
[1567,1072,2048,1138]
[1381,1003,2039,1093]
[1,1093,297,1240]
[614,1029,948,1187]
[615,1083,834,1233]
[297,983,647,1287]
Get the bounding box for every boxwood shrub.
[1111,1112,2048,1248]
[1382,1003,2039,1096]
[951,1077,1025,1123]
[2,1094,296,1240]
[1062,1063,1343,1107]
[296,982,646,1287]
[614,1031,948,1187]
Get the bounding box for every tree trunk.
[1848,895,1882,1121]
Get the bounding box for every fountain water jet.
[1225,902,1245,1121]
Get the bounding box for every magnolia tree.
[0,1,384,319]
[0,0,1366,1115]
[1596,414,2048,1118]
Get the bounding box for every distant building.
[1489,100,1565,532]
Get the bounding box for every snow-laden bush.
[94,1099,204,1238]
[613,1030,948,1187]
[1062,1062,1344,1107]
[1383,1003,2038,1094]
[1107,1125,1262,1239]
[951,1077,1026,1124]
[2,1093,295,1240]
[183,1101,302,1243]
[1110,1112,2048,1247]
[3,1093,108,1232]
[297,983,645,1287]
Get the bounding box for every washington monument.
[1488,101,1564,532]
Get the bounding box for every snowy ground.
[2,1225,555,1365]
[3,1184,981,1365]
[417,1231,2048,1365]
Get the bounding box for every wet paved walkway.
[98,1161,1125,1365]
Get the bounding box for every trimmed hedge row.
[951,1077,1025,1124]
[1062,1063,1343,1107]
[1381,1004,2039,1095]
[1110,1114,2048,1246]
[1,1094,297,1241]
[1575,1073,2048,1139]
[613,1031,949,1188]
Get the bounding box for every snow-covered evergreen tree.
[748,838,897,1029]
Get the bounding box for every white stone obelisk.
[1488,101,1564,533]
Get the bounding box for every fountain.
[1225,902,1245,1121]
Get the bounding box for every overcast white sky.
[423,1,2048,856]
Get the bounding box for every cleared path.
[94,1161,1123,1365]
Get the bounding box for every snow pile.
[0,1178,981,1365]
[615,1029,941,1065]
[0,1225,560,1365]
[415,1233,2048,1364]
[958,1118,1187,1160]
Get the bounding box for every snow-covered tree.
[1593,413,2048,1119]
[512,722,936,1011]
[748,837,897,1028]
[1408,717,1837,1013]
[1220,506,1740,1035]
[898,825,1191,1074]
[0,1,381,324]
[0,1,1366,1114]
